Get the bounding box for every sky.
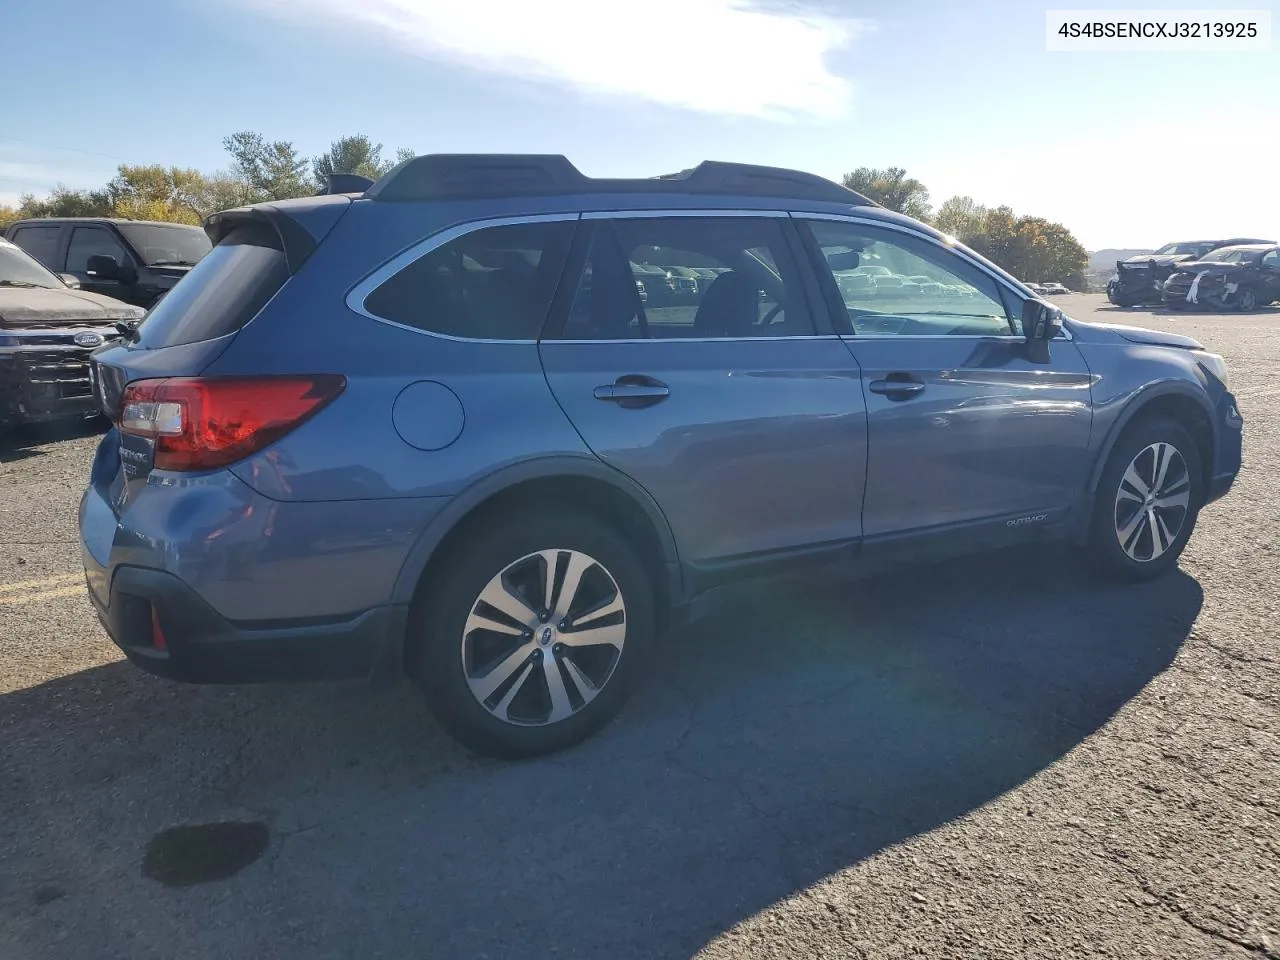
[4,0,1277,250]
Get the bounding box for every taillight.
[117,375,346,471]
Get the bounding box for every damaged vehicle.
[1106,238,1273,306]
[0,238,140,432]
[1162,244,1280,312]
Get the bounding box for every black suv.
[5,218,212,309]
[1106,238,1273,307]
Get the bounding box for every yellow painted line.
[0,574,82,595]
[0,585,87,606]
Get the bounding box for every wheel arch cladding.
[1090,386,1214,498]
[395,460,681,672]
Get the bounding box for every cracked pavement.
[1,294,1277,959]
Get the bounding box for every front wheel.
[1234,286,1259,312]
[1086,418,1203,582]
[411,510,656,758]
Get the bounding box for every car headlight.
[1193,351,1229,388]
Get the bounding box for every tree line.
[1,142,1088,289]
[0,133,412,228]
[842,167,1089,289]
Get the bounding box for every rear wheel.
[412,510,656,758]
[1086,418,1203,582]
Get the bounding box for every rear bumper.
[87,562,406,684]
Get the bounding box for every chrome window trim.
[793,211,1074,341]
[345,212,580,344]
[550,335,845,345]
[582,209,790,220]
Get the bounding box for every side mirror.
[1022,299,1063,362]
[85,254,121,279]
[59,273,81,289]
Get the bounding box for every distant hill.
[1088,248,1153,272]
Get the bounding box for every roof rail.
[363,154,872,206]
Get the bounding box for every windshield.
[1154,242,1211,256]
[1200,247,1259,263]
[0,240,63,289]
[116,223,213,266]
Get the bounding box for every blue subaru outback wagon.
[80,155,1243,757]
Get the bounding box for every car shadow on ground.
[0,418,105,464]
[0,546,1202,960]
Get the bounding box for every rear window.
[362,220,574,340]
[136,223,289,348]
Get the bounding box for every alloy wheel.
[1113,442,1191,562]
[461,549,626,726]
[1236,288,1258,312]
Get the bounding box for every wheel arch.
[1072,382,1214,544]
[393,456,682,659]
[1088,383,1215,495]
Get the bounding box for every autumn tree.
[841,166,932,220]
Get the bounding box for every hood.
[0,286,146,326]
[1166,259,1251,275]
[1074,320,1204,351]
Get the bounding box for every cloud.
[235,0,866,120]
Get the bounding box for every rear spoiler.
[203,194,356,273]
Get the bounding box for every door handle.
[593,375,670,408]
[869,377,925,399]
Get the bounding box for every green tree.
[841,166,932,220]
[934,195,988,240]
[15,185,113,219]
[312,135,415,185]
[222,131,312,201]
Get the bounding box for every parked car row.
[1026,282,1071,295]
[834,266,979,302]
[0,217,211,433]
[1106,237,1275,309]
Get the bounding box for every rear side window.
[362,220,574,340]
[9,225,63,269]
[136,223,289,348]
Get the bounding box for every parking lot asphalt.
[2,293,1278,959]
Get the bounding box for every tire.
[411,509,657,758]
[1234,286,1259,312]
[1087,417,1203,582]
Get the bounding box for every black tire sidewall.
[1088,418,1204,581]
[413,511,656,759]
[1236,287,1258,312]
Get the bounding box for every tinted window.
[804,220,1014,337]
[136,224,289,348]
[9,225,63,269]
[67,227,132,274]
[1262,251,1280,269]
[117,223,212,266]
[363,221,574,339]
[561,217,815,340]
